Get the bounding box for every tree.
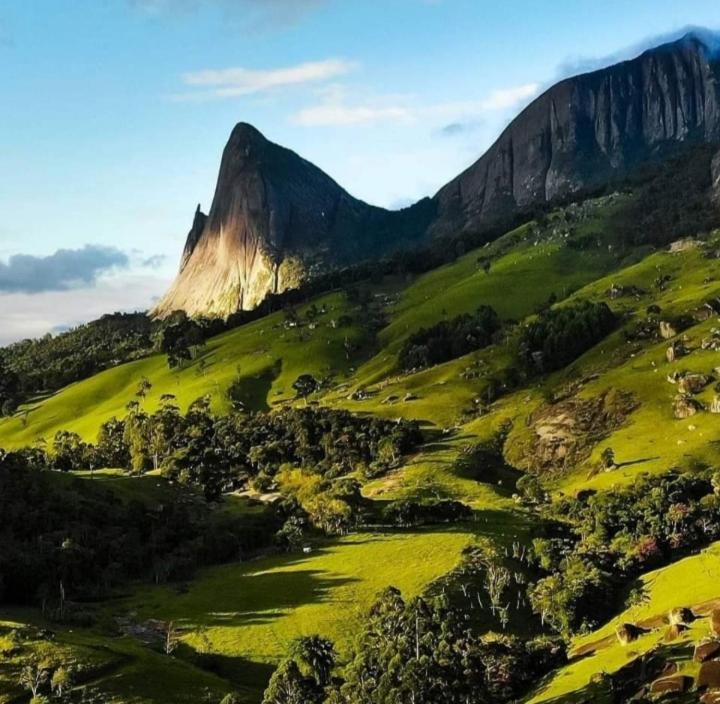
[96,417,130,468]
[262,659,321,704]
[51,430,88,471]
[600,447,616,470]
[291,636,336,687]
[51,666,73,698]
[0,356,20,418]
[19,659,49,698]
[292,374,319,404]
[219,694,243,704]
[136,377,152,401]
[164,621,179,655]
[484,562,511,614]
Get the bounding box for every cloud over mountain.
[0,245,129,294]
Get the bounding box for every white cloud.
[0,274,170,346]
[177,58,355,100]
[293,104,413,127]
[291,82,540,128]
[128,0,328,29]
[555,26,720,80]
[478,84,540,111]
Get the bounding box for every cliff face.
[155,33,720,319]
[431,34,720,235]
[153,123,432,318]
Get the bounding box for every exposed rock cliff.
[155,32,720,318]
[153,123,433,318]
[431,33,720,236]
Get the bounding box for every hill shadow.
[151,548,360,633]
[228,359,282,412]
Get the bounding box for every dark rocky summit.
[154,123,433,317]
[432,32,720,236]
[156,31,720,318]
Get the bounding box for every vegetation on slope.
[4,183,720,703]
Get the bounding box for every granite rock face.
[431,33,720,236]
[156,33,720,318]
[153,123,433,317]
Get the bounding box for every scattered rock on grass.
[695,640,720,663]
[616,623,642,645]
[668,607,695,626]
[698,661,720,689]
[711,609,720,637]
[648,674,691,695]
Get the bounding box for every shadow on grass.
[182,642,275,691]
[228,359,282,412]
[141,547,361,633]
[614,456,661,469]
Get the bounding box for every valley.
[5,26,720,704]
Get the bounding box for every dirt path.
[571,596,720,660]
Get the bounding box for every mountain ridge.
[154,30,720,319]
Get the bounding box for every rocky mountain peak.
[155,30,720,320]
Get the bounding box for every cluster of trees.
[519,300,616,373]
[398,305,501,371]
[0,356,20,417]
[528,469,720,634]
[44,401,422,523]
[154,312,209,368]
[0,449,280,610]
[0,313,156,397]
[380,498,472,527]
[0,312,227,403]
[262,587,565,704]
[611,144,720,248]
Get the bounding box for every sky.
[2,0,720,345]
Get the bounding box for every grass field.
[113,528,477,700]
[0,291,364,448]
[5,196,720,703]
[526,542,720,703]
[0,609,233,704]
[0,198,624,448]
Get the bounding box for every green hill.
[4,191,720,704]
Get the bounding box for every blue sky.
[1,0,720,343]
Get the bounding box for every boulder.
[678,373,713,395]
[711,609,720,637]
[694,304,716,322]
[616,623,642,645]
[668,606,695,625]
[674,394,703,419]
[660,321,678,339]
[702,331,720,351]
[648,674,691,695]
[698,661,720,689]
[695,640,720,662]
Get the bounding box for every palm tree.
[291,635,336,687]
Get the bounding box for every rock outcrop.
[431,32,720,237]
[153,123,433,318]
[156,31,720,319]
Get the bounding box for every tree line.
[260,587,565,704]
[527,469,720,634]
[0,449,280,611]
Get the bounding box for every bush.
[519,300,616,373]
[398,305,501,371]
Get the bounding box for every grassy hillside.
[527,542,720,703]
[115,528,476,701]
[5,192,720,704]
[0,196,623,448]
